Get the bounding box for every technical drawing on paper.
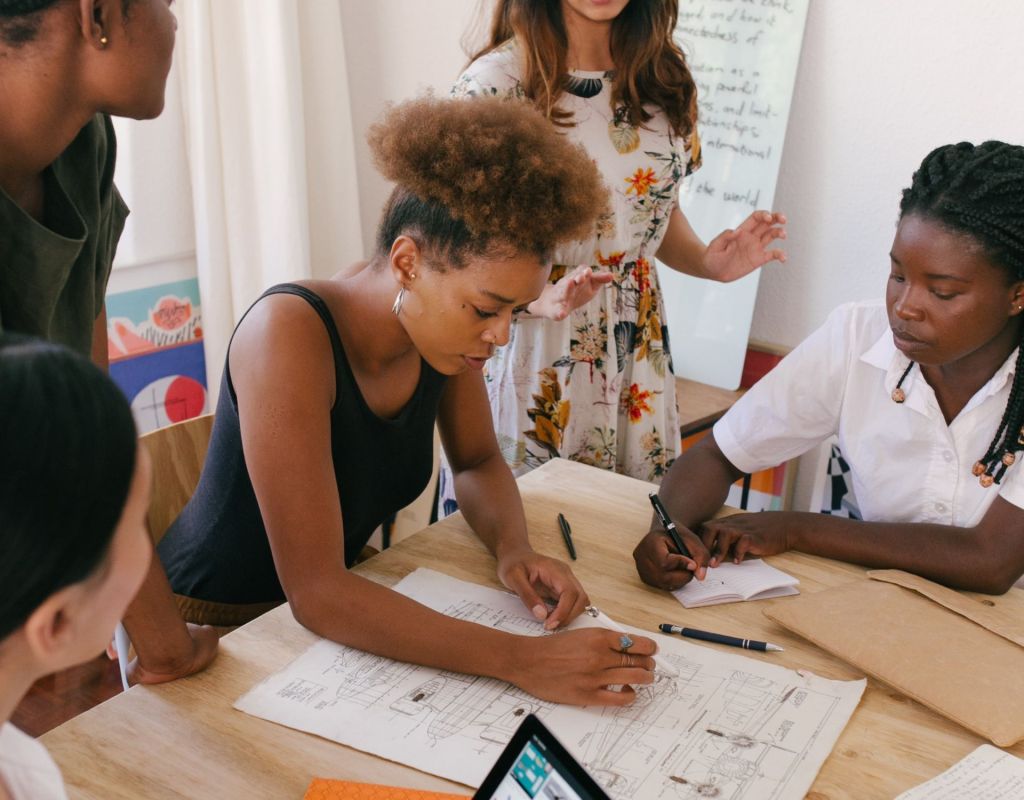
[235,569,864,799]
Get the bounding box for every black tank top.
[158,284,448,605]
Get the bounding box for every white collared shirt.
[0,723,68,800]
[714,301,1024,528]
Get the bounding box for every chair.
[139,413,214,544]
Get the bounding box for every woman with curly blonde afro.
[154,95,661,707]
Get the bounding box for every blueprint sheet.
[235,569,864,799]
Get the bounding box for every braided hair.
[899,141,1024,486]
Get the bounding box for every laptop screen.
[473,715,610,800]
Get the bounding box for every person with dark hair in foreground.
[0,335,152,799]
[155,96,661,706]
[635,141,1024,596]
[0,0,218,685]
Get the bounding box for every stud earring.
[99,34,108,47]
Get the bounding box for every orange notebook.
[303,779,470,800]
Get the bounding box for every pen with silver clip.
[659,624,784,652]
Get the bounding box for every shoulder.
[230,283,339,399]
[59,114,117,186]
[452,42,523,96]
[0,724,67,800]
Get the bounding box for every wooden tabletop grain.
[41,459,1024,799]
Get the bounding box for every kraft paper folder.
[304,779,469,799]
[764,569,1024,747]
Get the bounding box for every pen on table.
[647,492,692,559]
[557,512,577,561]
[585,606,679,677]
[659,624,784,653]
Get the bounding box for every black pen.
[557,513,577,560]
[659,624,784,652]
[647,493,691,559]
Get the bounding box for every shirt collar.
[860,325,1019,408]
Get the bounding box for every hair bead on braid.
[898,141,1024,487]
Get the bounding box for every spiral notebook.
[672,559,800,608]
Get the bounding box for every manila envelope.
[764,570,1024,747]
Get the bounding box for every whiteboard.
[660,0,809,389]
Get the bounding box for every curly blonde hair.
[369,94,606,267]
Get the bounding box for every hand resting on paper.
[497,547,589,630]
[509,627,657,706]
[699,512,796,567]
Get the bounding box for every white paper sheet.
[895,745,1024,800]
[672,559,799,608]
[235,569,864,799]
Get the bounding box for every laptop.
[473,714,611,800]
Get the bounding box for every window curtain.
[175,0,364,400]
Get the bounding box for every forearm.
[656,211,709,278]
[787,514,1014,593]
[122,550,202,671]
[657,441,743,532]
[291,570,521,680]
[452,452,532,559]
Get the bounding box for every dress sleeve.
[712,303,860,474]
[450,47,524,101]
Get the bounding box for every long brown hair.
[468,0,697,140]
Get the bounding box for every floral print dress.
[446,42,701,502]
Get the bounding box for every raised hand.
[526,265,614,321]
[703,210,787,283]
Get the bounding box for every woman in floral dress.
[441,0,786,511]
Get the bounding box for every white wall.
[339,0,484,256]
[109,55,198,294]
[753,0,1024,349]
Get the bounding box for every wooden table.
[676,376,745,436]
[43,459,1024,799]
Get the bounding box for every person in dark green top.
[0,0,217,683]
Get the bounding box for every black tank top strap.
[225,283,346,404]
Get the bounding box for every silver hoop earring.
[391,286,406,316]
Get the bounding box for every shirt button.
[943,451,954,462]
[935,502,947,513]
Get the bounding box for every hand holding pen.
[633,494,710,590]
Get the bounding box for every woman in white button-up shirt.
[635,141,1024,595]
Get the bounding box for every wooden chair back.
[140,414,214,544]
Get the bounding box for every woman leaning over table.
[154,96,660,706]
[436,0,785,517]
[0,0,216,685]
